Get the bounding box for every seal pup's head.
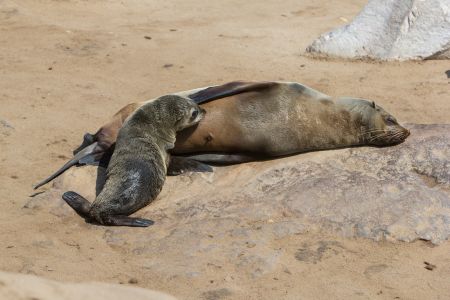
[338,98,410,146]
[137,94,205,132]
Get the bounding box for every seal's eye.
[191,110,198,119]
[386,116,397,125]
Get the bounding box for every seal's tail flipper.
[73,132,95,155]
[62,191,92,219]
[33,142,104,190]
[188,81,277,104]
[62,192,153,227]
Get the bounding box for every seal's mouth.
[364,127,410,146]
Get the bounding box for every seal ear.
[371,101,376,108]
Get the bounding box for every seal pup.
[61,95,205,227]
[34,81,410,188]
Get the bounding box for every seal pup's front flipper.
[33,142,105,190]
[167,156,213,176]
[182,153,257,165]
[62,191,153,227]
[188,81,277,104]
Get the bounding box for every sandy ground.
[1,0,449,299]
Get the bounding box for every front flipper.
[101,216,154,227]
[34,142,106,190]
[182,153,257,165]
[167,156,213,176]
[188,81,277,104]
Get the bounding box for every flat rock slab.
[0,271,176,300]
[28,124,449,281]
[306,0,450,60]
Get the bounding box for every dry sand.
[1,0,449,299]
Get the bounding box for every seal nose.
[405,128,411,137]
[200,108,206,115]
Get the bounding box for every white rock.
[307,0,450,60]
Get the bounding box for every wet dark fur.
[62,95,204,227]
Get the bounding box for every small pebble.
[424,261,436,271]
[128,278,138,284]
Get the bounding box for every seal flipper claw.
[102,216,154,227]
[62,191,92,219]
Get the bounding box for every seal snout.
[398,127,410,141]
[388,126,410,145]
[405,128,411,138]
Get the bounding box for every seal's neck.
[154,127,177,150]
[333,99,371,146]
[300,103,365,152]
[134,105,177,149]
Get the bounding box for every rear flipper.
[62,191,153,227]
[34,142,106,190]
[181,153,258,165]
[167,156,213,176]
[73,132,96,155]
[62,191,92,219]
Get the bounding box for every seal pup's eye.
[385,116,397,125]
[191,110,199,119]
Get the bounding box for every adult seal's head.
[336,97,410,146]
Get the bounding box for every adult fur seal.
[34,81,410,189]
[61,95,205,227]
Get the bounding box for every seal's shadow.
[94,149,113,196]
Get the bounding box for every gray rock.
[33,124,450,281]
[306,0,450,60]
